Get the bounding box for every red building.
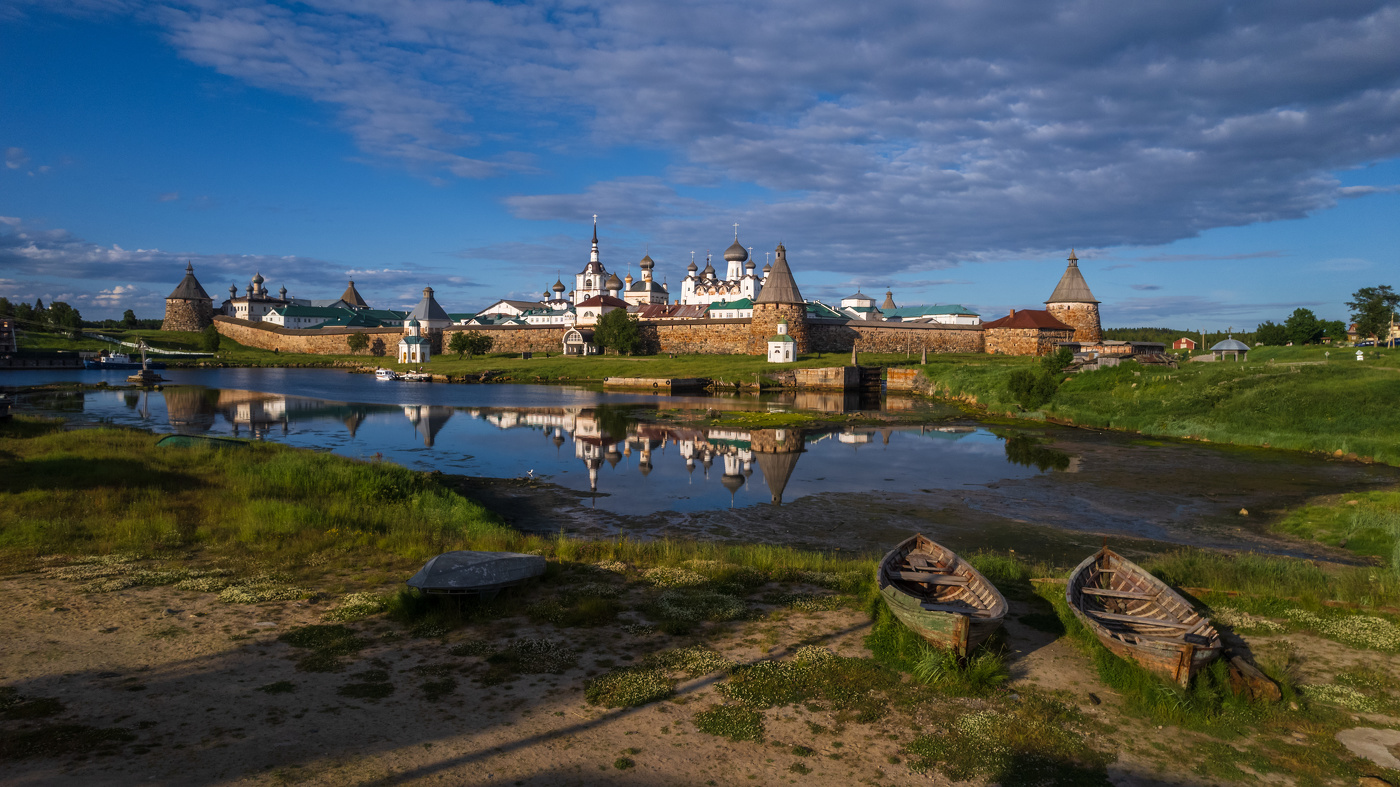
[1172,337,1196,350]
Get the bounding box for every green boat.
[877,533,1008,656]
[154,434,250,449]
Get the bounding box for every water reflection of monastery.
[161,386,999,506]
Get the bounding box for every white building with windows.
[398,319,431,363]
[767,319,796,362]
[678,230,766,307]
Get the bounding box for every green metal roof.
[768,333,796,343]
[275,305,355,318]
[883,304,979,318]
[707,297,754,310]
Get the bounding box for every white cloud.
[4,147,29,170]
[157,191,181,202]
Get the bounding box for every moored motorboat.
[375,368,400,380]
[1066,546,1222,687]
[406,550,547,599]
[877,534,1008,655]
[83,351,167,370]
[400,371,432,382]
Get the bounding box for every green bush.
[1006,368,1059,410]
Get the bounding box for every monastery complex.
[165,220,1107,360]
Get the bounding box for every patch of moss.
[693,704,764,742]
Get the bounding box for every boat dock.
[602,376,710,391]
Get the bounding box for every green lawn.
[921,346,1400,465]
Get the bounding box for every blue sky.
[2,1,1398,326]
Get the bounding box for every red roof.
[576,294,628,308]
[982,309,1073,331]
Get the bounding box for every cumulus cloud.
[13,1,1400,279]
[157,191,180,202]
[5,147,30,170]
[1130,284,1163,291]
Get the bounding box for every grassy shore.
[921,344,1400,465]
[4,417,1400,782]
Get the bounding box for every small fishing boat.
[374,368,400,381]
[83,351,167,370]
[877,534,1008,655]
[407,550,547,599]
[400,371,432,382]
[1066,546,1222,687]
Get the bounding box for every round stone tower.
[1044,250,1101,343]
[162,262,215,332]
[750,243,808,355]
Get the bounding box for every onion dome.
[721,473,744,493]
[605,273,623,291]
[279,285,287,298]
[639,253,655,271]
[723,238,748,263]
[252,272,264,285]
[228,284,237,297]
[687,258,698,273]
[625,272,634,285]
[553,278,566,293]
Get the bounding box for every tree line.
[0,299,163,333]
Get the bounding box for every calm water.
[9,368,1400,555]
[6,369,1030,515]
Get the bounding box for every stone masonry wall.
[751,304,809,355]
[442,325,568,354]
[162,299,214,332]
[649,319,755,354]
[808,321,984,354]
[1047,302,1102,343]
[214,316,402,356]
[984,326,1075,356]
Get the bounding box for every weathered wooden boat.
[406,550,547,598]
[877,534,1008,655]
[1067,546,1223,687]
[155,434,249,449]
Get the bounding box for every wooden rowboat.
[877,534,1008,655]
[1067,546,1222,687]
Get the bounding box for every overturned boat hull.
[407,550,546,597]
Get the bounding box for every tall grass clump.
[1143,548,1399,609]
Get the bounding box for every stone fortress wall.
[984,326,1075,356]
[162,299,214,333]
[217,314,989,357]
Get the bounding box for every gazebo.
[1211,337,1249,361]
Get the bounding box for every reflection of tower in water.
[750,428,805,506]
[720,451,746,507]
[161,386,217,434]
[402,405,454,447]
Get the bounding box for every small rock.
[253,622,277,628]
[1239,508,1249,516]
[1335,449,1346,457]
[1087,693,1101,705]
[162,608,179,617]
[1358,777,1393,787]
[1289,701,1299,711]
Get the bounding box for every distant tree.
[1347,285,1399,345]
[592,309,641,355]
[346,332,370,354]
[122,309,139,328]
[30,299,46,329]
[1283,308,1323,345]
[14,301,34,327]
[450,330,493,359]
[0,297,12,318]
[200,324,222,353]
[46,301,82,334]
[1319,319,1347,343]
[1254,320,1288,346]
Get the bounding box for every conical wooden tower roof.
[1045,250,1098,304]
[755,449,801,505]
[754,243,803,304]
[167,262,211,301]
[340,280,369,309]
